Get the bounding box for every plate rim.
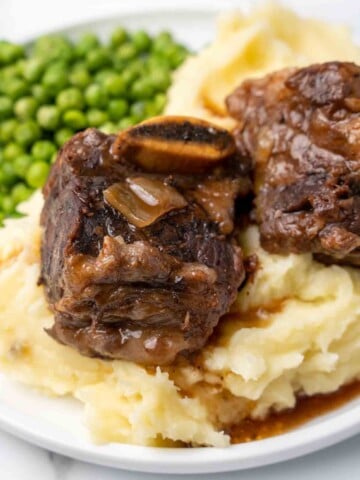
[0,377,360,474]
[17,0,243,44]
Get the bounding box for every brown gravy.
[158,302,360,445]
[211,301,284,347]
[229,381,360,444]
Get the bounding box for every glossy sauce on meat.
[227,62,360,265]
[40,117,251,365]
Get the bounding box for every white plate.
[1,1,360,475]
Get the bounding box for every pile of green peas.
[0,29,189,224]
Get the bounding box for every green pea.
[42,67,67,94]
[110,27,128,48]
[0,64,20,82]
[14,96,38,120]
[120,68,138,87]
[147,69,171,91]
[130,101,146,123]
[121,60,146,86]
[26,161,50,188]
[131,78,154,99]
[0,119,17,144]
[84,84,108,108]
[1,195,15,214]
[22,58,45,82]
[102,74,126,97]
[152,31,174,54]
[69,67,91,88]
[86,109,109,127]
[31,140,57,162]
[86,48,110,72]
[56,87,84,112]
[2,78,28,100]
[118,117,135,130]
[130,59,147,74]
[160,44,188,69]
[146,55,171,72]
[54,127,74,147]
[31,84,52,104]
[62,109,87,130]
[0,42,24,66]
[0,96,13,120]
[14,120,41,147]
[0,162,17,186]
[11,183,32,204]
[37,105,60,130]
[71,60,87,70]
[45,60,68,73]
[108,99,128,121]
[75,33,100,58]
[115,43,137,63]
[169,46,188,68]
[154,92,166,112]
[132,31,152,52]
[3,142,24,162]
[13,154,33,177]
[144,99,161,118]
[94,69,115,84]
[34,35,73,63]
[15,59,26,76]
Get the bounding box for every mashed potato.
[166,3,360,128]
[1,4,360,448]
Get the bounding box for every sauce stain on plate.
[229,381,360,443]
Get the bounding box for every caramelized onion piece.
[193,179,244,234]
[112,115,236,173]
[104,177,188,228]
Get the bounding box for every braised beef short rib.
[227,62,360,265]
[40,117,249,365]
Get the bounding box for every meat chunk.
[40,117,249,365]
[226,62,360,265]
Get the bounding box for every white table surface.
[1,0,360,478]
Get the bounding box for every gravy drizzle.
[229,381,360,443]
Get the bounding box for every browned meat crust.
[227,62,360,265]
[40,122,250,365]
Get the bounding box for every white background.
[1,0,360,479]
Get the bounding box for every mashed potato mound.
[1,4,360,447]
[165,3,360,128]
